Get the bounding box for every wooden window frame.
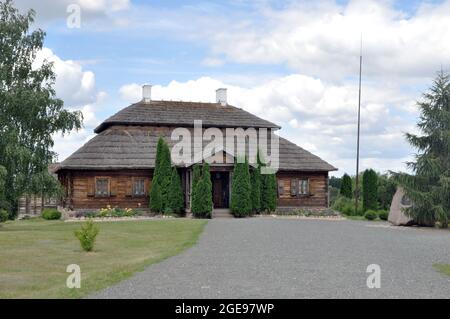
[132,177,146,198]
[95,177,110,198]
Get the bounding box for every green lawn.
[0,218,207,299]
[434,264,450,277]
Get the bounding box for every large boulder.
[388,187,414,226]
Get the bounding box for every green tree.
[167,167,184,215]
[393,71,450,228]
[231,157,252,217]
[191,164,212,218]
[250,166,261,213]
[377,173,397,210]
[258,152,277,212]
[200,163,213,216]
[29,170,63,214]
[340,174,353,198]
[0,1,83,217]
[149,137,172,213]
[0,166,8,212]
[362,169,378,211]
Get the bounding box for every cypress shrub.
[201,163,213,215]
[191,164,212,218]
[166,167,184,215]
[230,158,252,217]
[363,169,378,211]
[340,173,353,198]
[258,152,277,213]
[250,167,261,213]
[150,137,172,213]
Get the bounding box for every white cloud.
[184,0,450,81]
[32,48,106,161]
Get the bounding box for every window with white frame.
[133,178,145,197]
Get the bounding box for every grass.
[0,218,207,299]
[343,215,384,221]
[434,264,450,277]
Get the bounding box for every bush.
[42,208,62,220]
[230,158,252,217]
[0,209,8,223]
[363,169,378,211]
[340,173,353,198]
[166,167,184,215]
[332,196,364,216]
[364,210,378,220]
[74,219,99,252]
[191,164,213,219]
[378,210,389,221]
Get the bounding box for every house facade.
[56,86,336,213]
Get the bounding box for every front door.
[211,172,229,208]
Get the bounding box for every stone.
[388,187,414,226]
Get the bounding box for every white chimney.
[142,84,152,102]
[216,88,227,106]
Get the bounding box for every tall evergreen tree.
[250,167,261,213]
[258,152,277,212]
[230,157,252,217]
[191,164,212,218]
[201,163,213,217]
[167,167,184,215]
[393,71,450,227]
[150,137,172,212]
[340,174,353,198]
[0,1,83,217]
[362,169,378,211]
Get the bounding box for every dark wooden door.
[213,178,223,208]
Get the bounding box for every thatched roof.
[57,126,337,172]
[94,100,280,133]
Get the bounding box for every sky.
[14,0,450,176]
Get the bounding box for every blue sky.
[16,0,450,176]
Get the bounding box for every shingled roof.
[58,126,337,172]
[94,100,280,133]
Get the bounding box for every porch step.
[213,209,234,218]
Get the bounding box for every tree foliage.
[362,169,378,211]
[0,1,83,217]
[167,167,184,215]
[340,174,353,198]
[377,173,397,210]
[250,166,261,213]
[150,137,172,213]
[258,153,277,213]
[191,163,212,218]
[230,157,252,217]
[393,71,450,227]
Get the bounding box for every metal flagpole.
[355,36,362,215]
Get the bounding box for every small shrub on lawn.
[0,209,8,223]
[332,196,364,216]
[364,210,378,220]
[378,210,389,221]
[74,219,99,252]
[42,209,62,220]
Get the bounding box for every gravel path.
[90,218,450,299]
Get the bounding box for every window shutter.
[290,179,297,196]
[126,178,132,197]
[110,178,117,197]
[87,177,95,197]
[145,179,151,196]
[277,179,284,196]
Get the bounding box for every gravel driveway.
[91,218,450,299]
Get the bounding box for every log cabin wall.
[59,169,153,210]
[276,171,329,208]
